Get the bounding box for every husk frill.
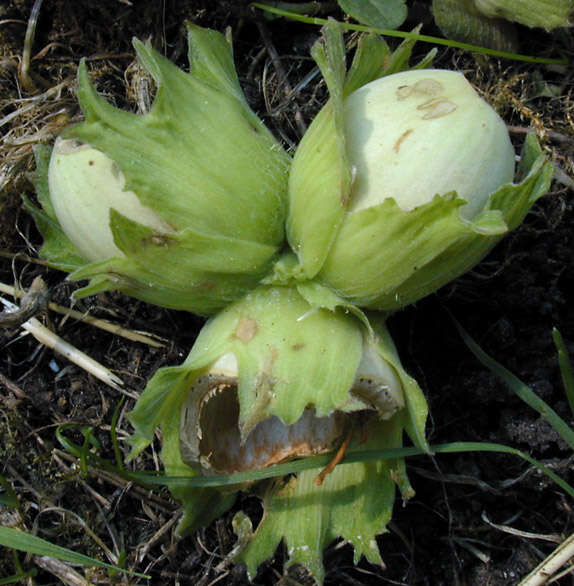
[27,24,290,315]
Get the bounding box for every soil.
[1,1,573,584]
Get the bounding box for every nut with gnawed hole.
[128,285,414,478]
[179,341,404,475]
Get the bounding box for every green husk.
[318,135,552,311]
[287,22,552,312]
[29,24,290,315]
[473,0,574,30]
[236,417,407,584]
[287,22,436,280]
[432,0,519,51]
[127,284,427,575]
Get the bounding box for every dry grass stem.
[1,295,129,394]
[18,0,46,93]
[33,556,91,586]
[481,511,563,544]
[136,513,179,563]
[519,532,574,586]
[0,280,166,347]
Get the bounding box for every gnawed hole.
[184,384,348,474]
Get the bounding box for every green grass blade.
[0,527,149,579]
[0,570,37,585]
[553,327,574,418]
[251,3,568,64]
[432,442,574,498]
[55,425,572,496]
[123,442,574,497]
[453,318,574,452]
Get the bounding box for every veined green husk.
[127,284,428,575]
[431,0,519,51]
[235,416,410,584]
[473,0,573,30]
[432,0,573,49]
[287,22,553,312]
[27,23,290,315]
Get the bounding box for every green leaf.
[472,0,574,31]
[0,527,149,578]
[338,0,408,30]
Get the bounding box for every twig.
[36,507,118,565]
[450,536,491,564]
[508,125,574,146]
[0,372,28,400]
[1,295,131,395]
[0,276,48,329]
[33,556,90,586]
[52,448,175,513]
[0,280,166,347]
[481,511,563,544]
[136,513,180,562]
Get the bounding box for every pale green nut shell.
[48,137,172,262]
[342,69,515,221]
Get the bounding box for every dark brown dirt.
[1,1,573,584]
